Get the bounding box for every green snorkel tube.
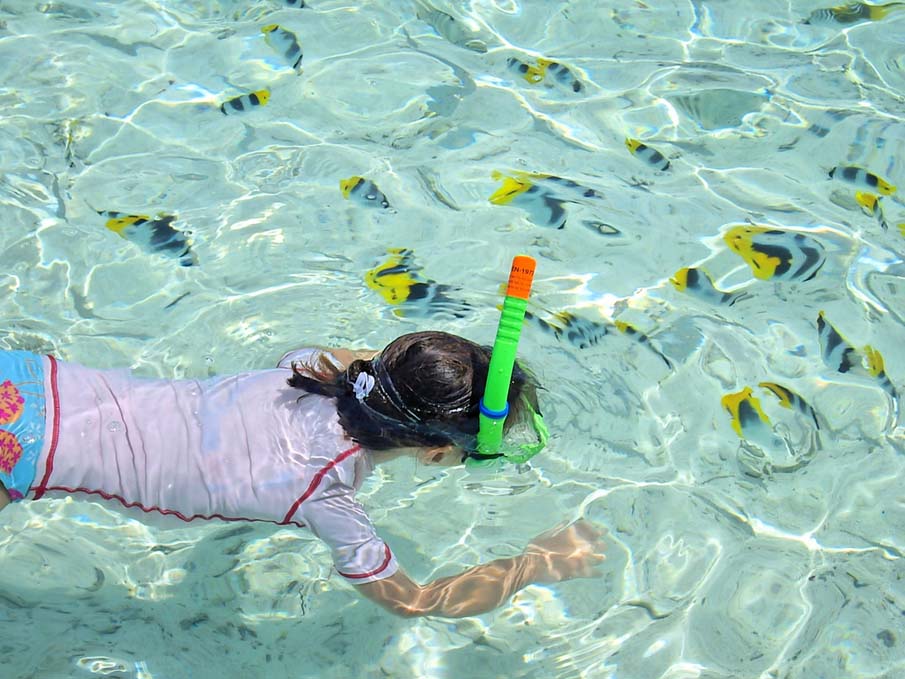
[470,255,549,468]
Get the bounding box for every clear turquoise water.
[1,1,905,677]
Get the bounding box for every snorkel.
[470,255,549,467]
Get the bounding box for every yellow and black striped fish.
[524,309,608,349]
[488,172,568,229]
[724,226,826,282]
[817,311,860,374]
[670,267,750,306]
[340,176,391,209]
[804,2,905,24]
[99,211,196,267]
[614,321,673,369]
[759,382,820,429]
[855,192,890,230]
[829,166,896,195]
[506,56,546,84]
[721,387,772,440]
[365,248,470,318]
[220,89,270,115]
[262,24,303,70]
[537,58,583,93]
[862,345,898,398]
[625,138,670,171]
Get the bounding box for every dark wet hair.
[287,331,538,451]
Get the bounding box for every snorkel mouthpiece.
[472,255,545,467]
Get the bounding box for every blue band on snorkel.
[479,401,509,419]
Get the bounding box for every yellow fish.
[365,249,470,317]
[829,166,896,195]
[855,191,890,230]
[524,309,608,349]
[99,211,196,267]
[721,387,772,439]
[724,226,826,281]
[817,312,898,399]
[670,267,750,306]
[804,2,905,24]
[758,382,820,429]
[614,320,673,369]
[488,172,568,229]
[262,24,303,70]
[507,56,546,84]
[340,176,391,209]
[219,89,270,115]
[537,58,583,93]
[625,138,670,171]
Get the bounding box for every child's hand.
[524,519,606,584]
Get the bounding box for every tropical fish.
[670,267,749,306]
[855,191,890,230]
[507,56,545,84]
[537,58,583,93]
[524,309,608,349]
[614,321,673,369]
[829,166,896,195]
[625,138,670,171]
[816,311,860,374]
[99,211,196,267]
[721,387,772,439]
[488,172,568,229]
[284,0,306,7]
[817,312,899,403]
[415,3,487,53]
[365,248,470,317]
[340,176,391,209]
[758,382,820,429]
[803,2,905,25]
[723,226,826,282]
[262,24,303,70]
[862,345,898,398]
[220,89,270,115]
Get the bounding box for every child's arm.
[0,482,9,511]
[356,520,605,618]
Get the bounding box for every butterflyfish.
[862,345,898,398]
[817,311,859,374]
[723,226,826,282]
[829,166,896,196]
[262,24,303,70]
[758,382,820,429]
[537,59,583,93]
[99,211,196,267]
[803,2,905,24]
[721,387,772,439]
[614,320,673,369]
[524,310,608,349]
[507,57,546,84]
[670,267,749,306]
[855,191,890,230]
[365,248,470,318]
[416,4,487,53]
[220,89,270,115]
[625,138,670,171]
[340,176,391,209]
[488,172,568,229]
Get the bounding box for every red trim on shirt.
[338,544,393,580]
[32,355,61,500]
[36,485,306,527]
[280,444,362,524]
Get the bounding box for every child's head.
[289,331,540,456]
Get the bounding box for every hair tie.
[352,372,376,401]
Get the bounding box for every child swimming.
[0,331,605,618]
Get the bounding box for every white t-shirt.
[30,348,398,584]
